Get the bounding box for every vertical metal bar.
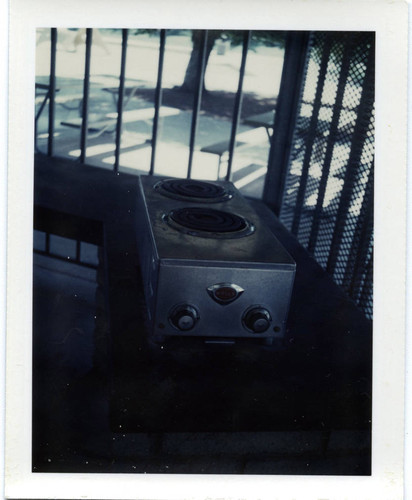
[80,28,93,164]
[291,34,334,237]
[327,39,375,276]
[226,30,250,181]
[47,28,57,157]
[187,30,208,179]
[114,29,128,174]
[345,167,374,298]
[150,29,166,176]
[307,35,353,252]
[262,32,311,215]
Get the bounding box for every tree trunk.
[180,30,220,93]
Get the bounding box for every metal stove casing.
[136,175,296,343]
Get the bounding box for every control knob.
[243,307,271,333]
[169,305,199,331]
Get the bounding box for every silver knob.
[243,307,271,333]
[169,305,199,331]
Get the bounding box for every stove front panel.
[153,262,295,340]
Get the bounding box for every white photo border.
[5,0,408,498]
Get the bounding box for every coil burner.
[165,207,255,239]
[137,175,296,345]
[154,178,232,203]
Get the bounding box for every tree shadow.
[129,87,277,120]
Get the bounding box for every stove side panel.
[136,177,159,326]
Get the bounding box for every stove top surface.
[139,176,295,268]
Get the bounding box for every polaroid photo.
[4,0,409,498]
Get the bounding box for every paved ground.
[35,30,285,198]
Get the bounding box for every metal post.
[226,30,250,181]
[80,28,93,164]
[262,32,311,215]
[187,30,208,179]
[114,29,128,174]
[47,28,57,157]
[150,29,166,176]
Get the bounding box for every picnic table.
[199,110,275,169]
[35,83,61,151]
[60,106,179,139]
[243,110,276,139]
[242,110,351,143]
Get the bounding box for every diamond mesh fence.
[280,32,374,320]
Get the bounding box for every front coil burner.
[165,207,255,239]
[154,178,232,203]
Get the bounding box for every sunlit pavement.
[35,31,285,198]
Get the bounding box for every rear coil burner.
[154,179,232,203]
[165,207,255,239]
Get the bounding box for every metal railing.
[41,28,257,182]
[34,231,99,269]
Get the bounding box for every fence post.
[226,30,251,181]
[47,28,57,157]
[80,28,93,164]
[262,32,310,215]
[150,29,167,176]
[114,29,129,174]
[187,30,208,179]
